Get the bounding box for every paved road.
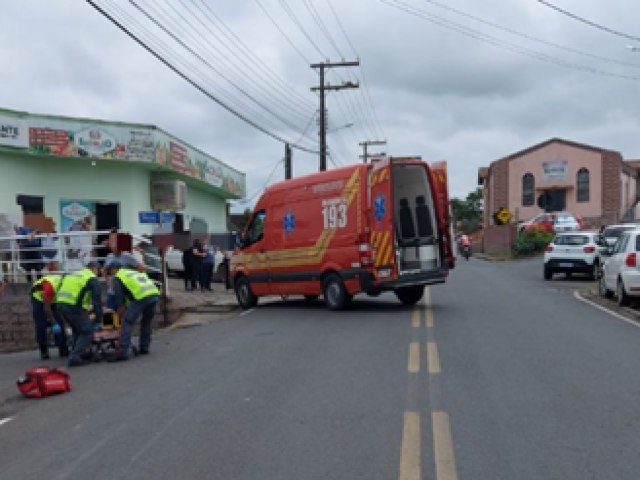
[2,256,640,479]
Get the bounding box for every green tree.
[451,188,483,234]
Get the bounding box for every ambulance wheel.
[323,273,351,310]
[235,276,258,309]
[395,285,424,305]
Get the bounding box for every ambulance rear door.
[368,158,396,282]
[428,161,455,269]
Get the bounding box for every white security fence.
[0,230,163,284]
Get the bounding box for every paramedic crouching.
[108,261,160,361]
[55,261,103,367]
[31,274,69,360]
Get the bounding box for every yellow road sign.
[495,208,512,225]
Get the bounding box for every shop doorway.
[95,202,119,231]
[95,203,119,262]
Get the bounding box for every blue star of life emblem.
[374,194,386,222]
[283,211,296,233]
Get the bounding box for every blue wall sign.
[138,211,174,224]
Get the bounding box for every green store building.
[0,108,246,237]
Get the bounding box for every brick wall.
[0,284,36,352]
[483,159,510,228]
[482,224,518,256]
[492,159,510,210]
[601,151,622,224]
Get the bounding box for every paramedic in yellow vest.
[108,261,160,361]
[31,274,69,359]
[55,260,103,367]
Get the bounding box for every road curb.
[574,289,640,327]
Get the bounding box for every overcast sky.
[2,0,640,211]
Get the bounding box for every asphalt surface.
[2,256,640,479]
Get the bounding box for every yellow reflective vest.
[32,275,63,303]
[55,268,96,307]
[115,269,160,301]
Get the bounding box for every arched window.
[522,173,534,206]
[576,168,589,202]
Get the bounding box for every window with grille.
[522,173,534,206]
[576,168,589,202]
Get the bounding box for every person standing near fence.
[55,260,103,367]
[201,240,214,292]
[15,225,43,282]
[41,229,60,273]
[31,274,68,359]
[182,244,194,291]
[191,239,205,291]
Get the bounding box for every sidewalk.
[162,276,239,327]
[164,276,238,310]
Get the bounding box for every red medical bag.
[16,367,72,398]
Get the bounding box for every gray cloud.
[1,0,640,208]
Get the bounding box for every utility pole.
[284,143,292,180]
[359,140,387,163]
[311,60,359,171]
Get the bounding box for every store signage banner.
[542,160,568,181]
[23,115,245,198]
[74,128,117,156]
[0,115,28,148]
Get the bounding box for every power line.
[111,0,312,145]
[302,0,345,59]
[117,1,320,150]
[113,0,315,146]
[259,0,381,140]
[420,0,640,70]
[254,0,311,64]
[381,0,640,82]
[239,157,285,204]
[88,0,319,153]
[279,0,327,58]
[137,0,315,130]
[327,0,386,139]
[189,0,317,111]
[537,0,640,43]
[130,0,312,133]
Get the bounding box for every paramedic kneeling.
[109,262,160,361]
[55,261,103,367]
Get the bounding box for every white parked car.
[165,245,227,281]
[599,228,640,306]
[543,231,605,280]
[165,246,184,275]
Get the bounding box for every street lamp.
[327,122,354,134]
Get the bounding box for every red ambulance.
[230,156,455,310]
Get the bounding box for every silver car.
[601,224,640,247]
[599,228,640,306]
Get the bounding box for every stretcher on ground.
[89,308,122,361]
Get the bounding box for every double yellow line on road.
[399,288,459,480]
